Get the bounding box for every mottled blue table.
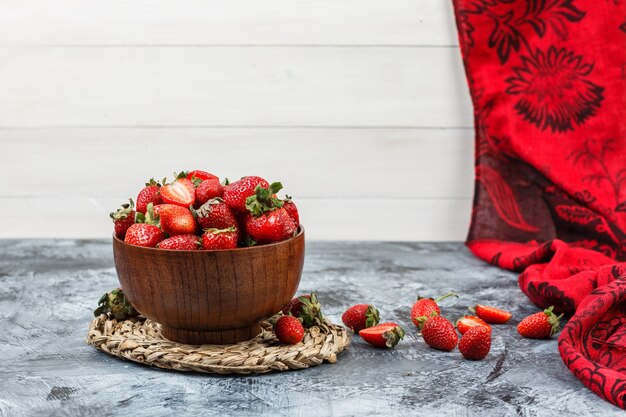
[0,240,621,416]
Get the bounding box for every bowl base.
[161,323,262,345]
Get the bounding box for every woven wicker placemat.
[86,315,351,374]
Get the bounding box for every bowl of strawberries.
[110,170,304,345]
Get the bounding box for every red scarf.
[452,0,626,407]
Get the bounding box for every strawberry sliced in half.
[457,315,492,335]
[160,177,196,207]
[359,322,405,348]
[473,304,512,324]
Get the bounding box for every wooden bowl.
[112,228,305,344]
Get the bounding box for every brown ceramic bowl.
[112,227,305,344]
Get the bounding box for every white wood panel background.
[0,0,475,241]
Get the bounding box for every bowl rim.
[113,225,304,253]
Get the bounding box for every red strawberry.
[421,316,458,351]
[246,208,296,244]
[457,315,492,335]
[274,315,305,345]
[157,234,200,250]
[283,197,300,228]
[411,292,458,328]
[124,223,164,248]
[517,306,563,339]
[195,179,224,206]
[110,199,135,239]
[282,292,323,327]
[201,227,239,250]
[223,176,270,212]
[153,204,197,236]
[160,174,196,207]
[136,178,163,214]
[359,322,405,348]
[186,170,219,185]
[342,304,380,332]
[193,198,237,230]
[459,326,491,360]
[473,304,512,324]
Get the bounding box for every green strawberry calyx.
[365,305,381,328]
[414,310,439,329]
[145,177,163,187]
[191,198,223,219]
[294,292,323,327]
[383,325,406,348]
[544,306,564,337]
[246,182,285,217]
[134,203,161,228]
[110,198,134,221]
[94,288,139,321]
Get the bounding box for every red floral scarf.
[451,0,626,407]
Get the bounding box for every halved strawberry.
[457,315,492,335]
[359,322,405,348]
[160,174,196,207]
[473,304,512,324]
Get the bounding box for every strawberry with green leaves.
[223,176,270,212]
[185,170,219,184]
[282,292,323,327]
[160,173,196,207]
[411,292,458,328]
[359,322,405,348]
[342,304,380,332]
[274,315,305,345]
[245,182,296,244]
[193,198,237,230]
[136,178,163,214]
[201,227,239,250]
[94,288,139,320]
[421,316,458,351]
[157,234,200,250]
[459,326,491,360]
[110,199,135,239]
[517,306,563,339]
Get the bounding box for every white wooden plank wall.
[0,1,475,241]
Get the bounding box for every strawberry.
[473,304,512,324]
[185,170,219,185]
[359,322,405,348]
[193,198,237,230]
[195,179,224,206]
[153,204,197,236]
[457,315,492,335]
[283,196,300,228]
[421,316,458,351]
[160,173,196,207]
[201,227,239,250]
[246,208,296,244]
[411,292,458,328]
[458,326,491,360]
[136,178,163,214]
[282,292,323,327]
[157,234,200,250]
[223,176,270,212]
[274,315,305,345]
[517,306,563,339]
[124,223,164,248]
[342,304,380,332]
[110,199,135,239]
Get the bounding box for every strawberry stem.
[435,292,459,303]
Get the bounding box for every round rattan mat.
[86,315,351,374]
